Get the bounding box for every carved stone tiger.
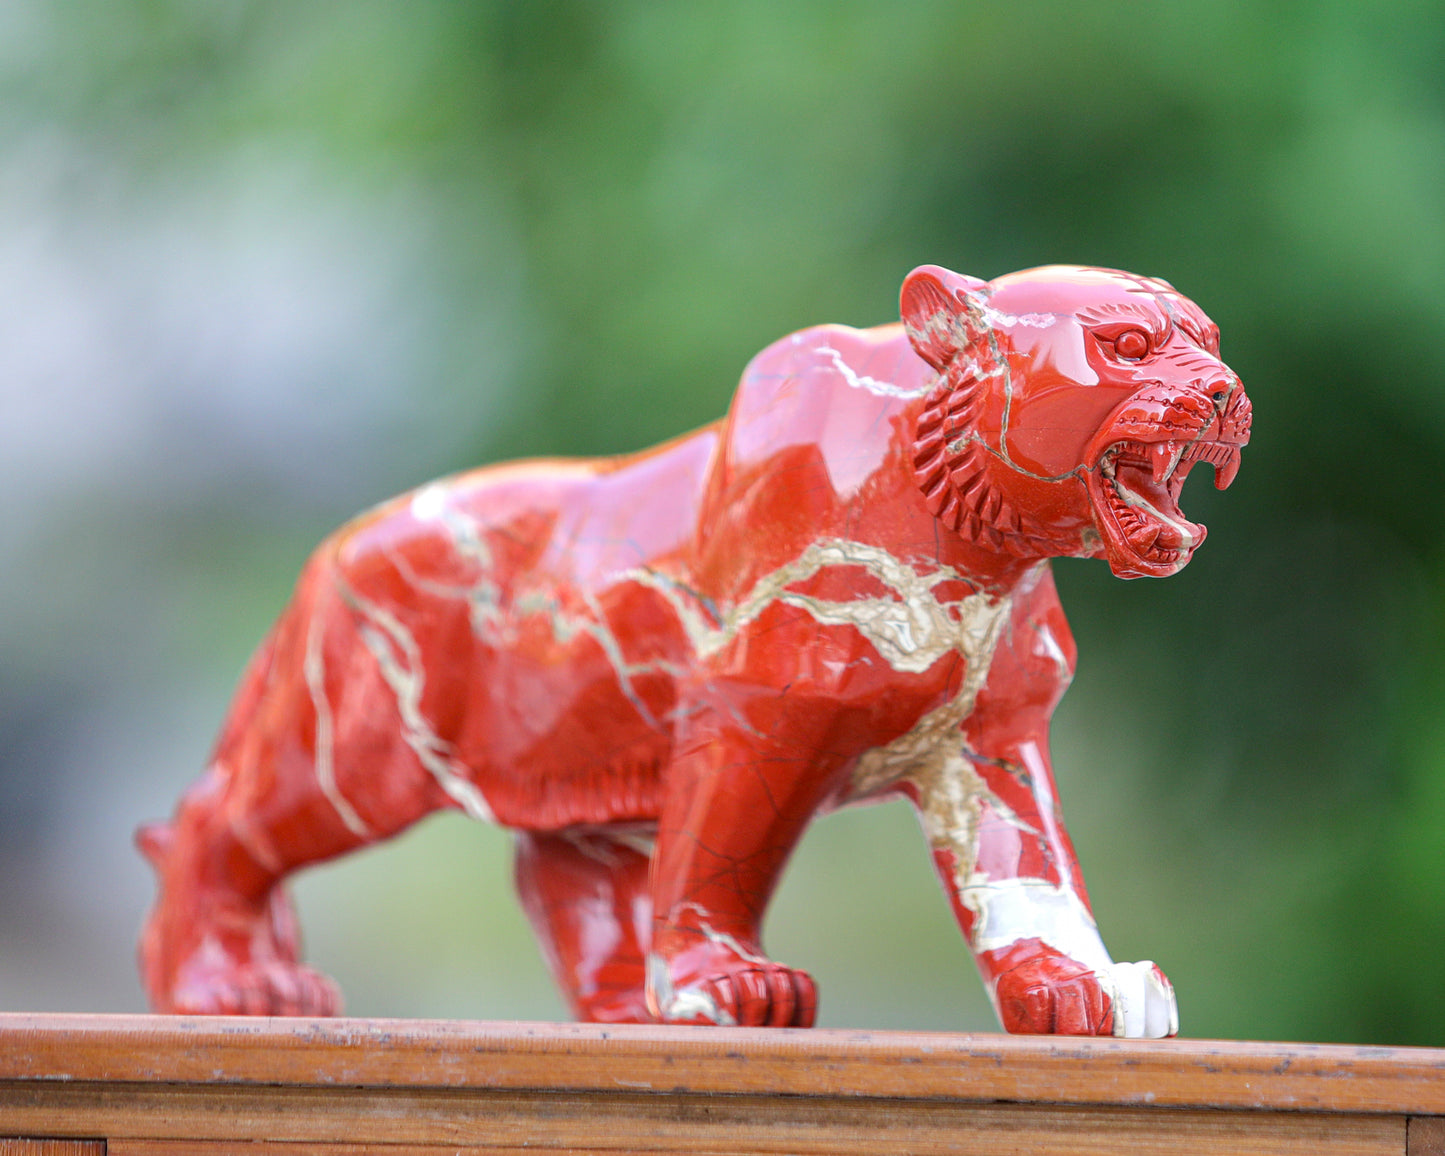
[139,263,1249,1035]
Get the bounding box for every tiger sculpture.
[139,263,1250,1035]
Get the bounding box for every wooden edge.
[1410,1116,1445,1155]
[0,1145,105,1156]
[0,1015,1442,1116]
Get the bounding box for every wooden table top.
[0,1014,1442,1113]
[4,1016,1444,1155]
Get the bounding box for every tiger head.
[902,263,1251,579]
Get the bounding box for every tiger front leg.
[909,723,1178,1038]
[902,574,1181,1039]
[645,696,853,1028]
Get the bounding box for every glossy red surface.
[139,264,1250,1035]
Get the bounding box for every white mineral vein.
[304,610,374,838]
[815,343,929,399]
[334,573,496,822]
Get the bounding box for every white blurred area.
[0,100,529,1011]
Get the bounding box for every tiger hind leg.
[514,828,654,1023]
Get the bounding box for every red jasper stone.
[138,263,1247,1035]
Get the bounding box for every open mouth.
[1090,438,1242,576]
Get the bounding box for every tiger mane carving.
[139,263,1250,1036]
[907,270,1053,553]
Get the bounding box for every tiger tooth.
[1149,442,1178,484]
[1215,448,1241,490]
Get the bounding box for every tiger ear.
[900,265,990,371]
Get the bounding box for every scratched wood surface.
[0,1015,1441,1155]
[0,1144,104,1156]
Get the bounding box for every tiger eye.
[1114,329,1149,360]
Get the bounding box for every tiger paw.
[645,949,817,1027]
[167,956,343,1016]
[993,949,1176,1037]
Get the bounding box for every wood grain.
[0,1016,1438,1155]
[1411,1117,1445,1155]
[109,1147,612,1156]
[0,1144,104,1155]
[0,1014,1442,1114]
[2,1087,1406,1155]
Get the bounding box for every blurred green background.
[4,0,1445,1044]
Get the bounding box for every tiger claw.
[169,959,343,1017]
[647,952,816,1027]
[1101,960,1177,1038]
